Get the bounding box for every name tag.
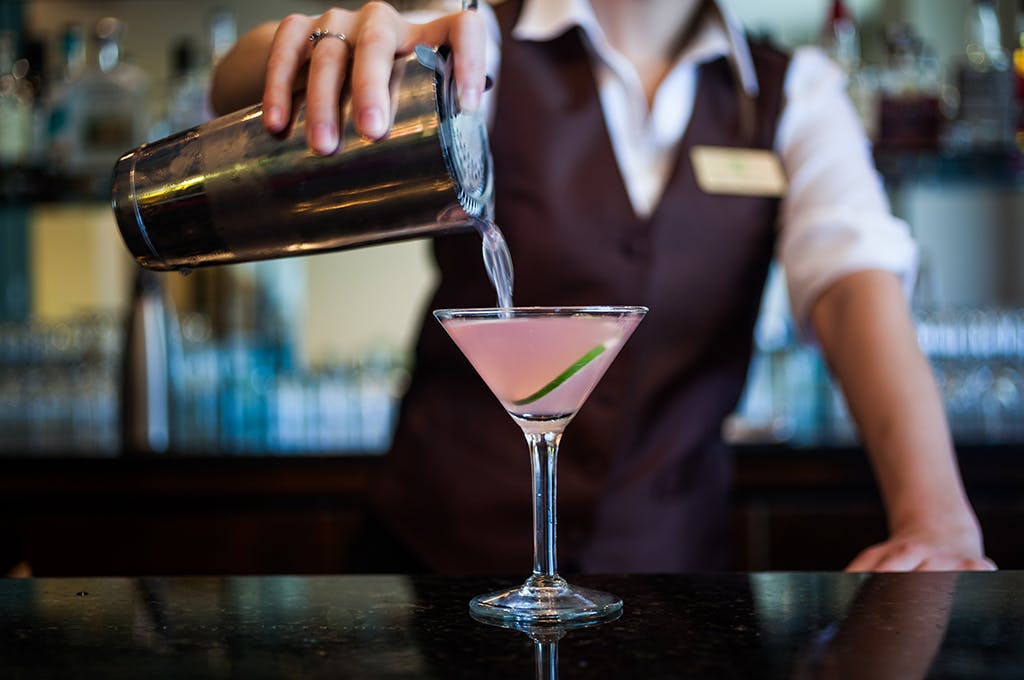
[690,146,787,197]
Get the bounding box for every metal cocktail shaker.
[111,46,493,272]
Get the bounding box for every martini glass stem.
[526,430,563,584]
[535,639,558,680]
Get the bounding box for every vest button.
[619,239,648,259]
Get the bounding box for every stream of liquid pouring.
[474,218,514,309]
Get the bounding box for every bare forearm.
[210,21,281,116]
[811,270,979,541]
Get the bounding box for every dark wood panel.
[1,445,1022,576]
[0,456,378,577]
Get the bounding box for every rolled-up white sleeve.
[775,47,918,335]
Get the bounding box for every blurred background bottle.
[0,29,34,167]
[44,23,85,168]
[820,0,859,73]
[875,24,943,153]
[1014,0,1024,151]
[951,0,1014,152]
[121,268,181,454]
[48,17,151,194]
[161,7,235,135]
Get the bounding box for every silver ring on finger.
[309,28,349,48]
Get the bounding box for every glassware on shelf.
[0,314,121,456]
[730,305,1024,447]
[434,306,646,625]
[170,313,407,456]
[915,307,1024,444]
[0,307,407,457]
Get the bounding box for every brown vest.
[370,1,791,573]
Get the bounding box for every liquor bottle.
[56,17,151,193]
[1014,0,1024,150]
[820,0,859,73]
[955,0,1014,151]
[120,268,181,454]
[819,0,890,147]
[873,24,943,152]
[0,30,34,166]
[44,22,86,163]
[162,8,236,134]
[163,38,208,134]
[208,7,238,66]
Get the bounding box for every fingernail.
[264,105,282,130]
[311,122,338,154]
[458,84,481,113]
[359,108,385,139]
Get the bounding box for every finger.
[915,555,978,572]
[868,543,931,572]
[350,3,404,139]
[845,544,885,572]
[263,14,315,133]
[917,555,998,572]
[407,12,488,112]
[449,10,488,112]
[306,12,354,154]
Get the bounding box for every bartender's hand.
[212,3,487,154]
[846,521,996,572]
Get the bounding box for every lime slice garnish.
[511,344,606,406]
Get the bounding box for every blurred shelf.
[0,164,108,205]
[874,148,1024,188]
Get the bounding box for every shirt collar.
[509,0,759,98]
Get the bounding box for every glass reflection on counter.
[17,576,430,677]
[472,613,623,680]
[4,573,1024,677]
[788,573,956,680]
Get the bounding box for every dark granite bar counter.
[1,572,1021,678]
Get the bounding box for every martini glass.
[434,306,647,624]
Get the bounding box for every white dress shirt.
[420,0,918,330]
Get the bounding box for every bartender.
[212,0,994,573]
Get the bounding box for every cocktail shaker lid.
[418,45,494,219]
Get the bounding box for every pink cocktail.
[434,306,647,624]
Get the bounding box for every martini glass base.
[469,575,623,625]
